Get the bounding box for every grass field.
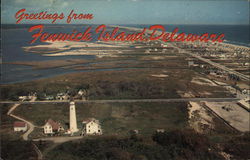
[14,102,189,136]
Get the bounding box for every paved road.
[0,98,240,105]
[162,35,250,81]
[185,51,250,81]
[114,25,250,81]
[74,98,240,103]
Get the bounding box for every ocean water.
[1,24,249,84]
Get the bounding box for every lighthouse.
[69,101,78,133]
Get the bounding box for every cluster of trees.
[47,129,236,160]
[1,139,37,160]
[1,79,179,100]
[0,84,90,101]
[89,80,178,99]
[223,133,250,159]
[2,127,249,160]
[3,77,182,100]
[0,87,30,100]
[151,129,223,159]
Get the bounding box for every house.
[242,89,250,95]
[43,119,64,134]
[129,129,139,135]
[156,129,165,133]
[18,96,27,101]
[78,90,84,96]
[77,90,87,100]
[82,118,102,135]
[18,93,37,101]
[45,95,54,100]
[18,95,34,101]
[13,121,27,132]
[56,93,69,100]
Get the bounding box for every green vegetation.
[45,129,225,160]
[0,46,241,160]
[1,139,37,160]
[0,104,37,160]
[223,132,250,159]
[13,102,189,136]
[0,52,233,101]
[0,104,15,125]
[43,129,250,160]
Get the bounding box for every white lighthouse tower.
[69,101,78,133]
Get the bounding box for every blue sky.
[1,0,249,24]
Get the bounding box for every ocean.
[1,24,249,84]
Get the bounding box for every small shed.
[13,121,27,132]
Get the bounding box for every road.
[7,96,43,159]
[168,34,249,81]
[113,25,250,81]
[32,143,43,160]
[7,103,20,115]
[185,51,250,81]
[164,36,250,81]
[33,136,84,159]
[9,113,35,140]
[0,98,240,105]
[7,96,37,140]
[33,136,83,143]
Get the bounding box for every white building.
[43,119,64,134]
[77,90,87,100]
[18,96,28,101]
[69,101,79,133]
[56,93,69,100]
[18,95,36,101]
[156,129,165,133]
[78,90,84,96]
[18,93,37,101]
[242,89,250,95]
[82,118,102,135]
[13,121,27,132]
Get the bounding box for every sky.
[1,0,249,25]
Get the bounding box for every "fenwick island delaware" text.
[15,9,225,44]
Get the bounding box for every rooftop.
[46,119,60,130]
[13,121,26,128]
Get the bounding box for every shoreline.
[2,25,249,85]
